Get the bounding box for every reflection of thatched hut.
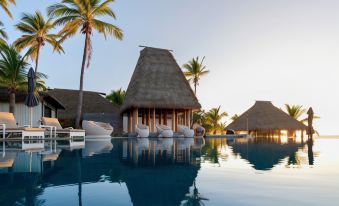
[231,137,304,170]
[226,101,307,136]
[124,165,198,206]
[121,47,201,134]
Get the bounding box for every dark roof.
[121,47,201,112]
[47,88,119,119]
[0,87,65,109]
[226,101,307,131]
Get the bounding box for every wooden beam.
[164,110,167,125]
[132,108,139,132]
[128,110,132,133]
[187,110,191,128]
[153,108,156,132]
[184,110,187,126]
[172,109,176,131]
[147,108,151,126]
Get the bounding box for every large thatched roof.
[226,101,307,131]
[121,47,201,112]
[47,88,119,120]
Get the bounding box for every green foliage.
[0,0,16,18]
[14,11,64,66]
[231,114,239,121]
[106,88,126,106]
[0,21,7,44]
[182,56,209,94]
[0,42,47,92]
[193,106,228,134]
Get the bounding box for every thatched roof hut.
[226,101,307,132]
[121,47,201,133]
[121,47,200,112]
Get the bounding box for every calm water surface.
[0,136,338,206]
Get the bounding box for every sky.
[1,0,339,135]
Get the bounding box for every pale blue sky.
[1,0,339,134]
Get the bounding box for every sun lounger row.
[0,112,85,139]
[135,123,199,138]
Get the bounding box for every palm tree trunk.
[35,43,41,77]
[75,32,90,128]
[9,90,15,114]
[194,82,197,95]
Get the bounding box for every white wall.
[0,102,43,127]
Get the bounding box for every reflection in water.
[0,136,320,206]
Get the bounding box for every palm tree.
[0,0,16,18]
[48,0,123,128]
[183,181,209,206]
[183,56,209,95]
[14,11,64,76]
[284,104,320,123]
[0,43,47,113]
[106,88,126,106]
[0,21,7,43]
[231,114,239,121]
[205,106,228,134]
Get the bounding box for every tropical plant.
[231,114,239,121]
[182,56,209,95]
[0,43,47,113]
[192,109,206,124]
[48,0,123,128]
[14,11,64,76]
[106,88,126,106]
[0,21,8,44]
[0,0,16,18]
[205,106,228,134]
[284,104,320,123]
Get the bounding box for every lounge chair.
[0,112,45,140]
[135,124,149,138]
[193,123,205,137]
[177,124,195,138]
[82,120,113,137]
[156,124,173,138]
[41,117,85,138]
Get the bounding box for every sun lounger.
[177,124,195,138]
[41,117,85,138]
[0,112,45,140]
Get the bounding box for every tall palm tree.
[106,88,126,106]
[182,56,209,95]
[14,11,64,76]
[205,106,228,134]
[0,0,16,18]
[48,0,123,128]
[0,43,47,113]
[0,21,7,43]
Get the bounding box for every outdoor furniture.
[41,117,85,138]
[177,124,195,138]
[193,123,205,137]
[135,124,149,138]
[156,124,173,138]
[82,120,113,137]
[0,112,45,140]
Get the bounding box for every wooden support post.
[159,110,163,125]
[132,108,139,132]
[172,109,176,132]
[187,110,191,128]
[184,110,187,126]
[147,108,151,127]
[128,110,132,133]
[153,108,156,132]
[164,110,167,125]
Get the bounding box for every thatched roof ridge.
[121,47,201,112]
[226,101,307,131]
[47,88,119,120]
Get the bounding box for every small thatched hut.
[226,101,307,136]
[121,47,201,133]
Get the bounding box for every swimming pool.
[0,136,338,206]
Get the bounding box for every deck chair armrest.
[65,127,74,129]
[40,125,57,130]
[0,124,6,130]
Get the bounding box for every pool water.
[0,136,338,206]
